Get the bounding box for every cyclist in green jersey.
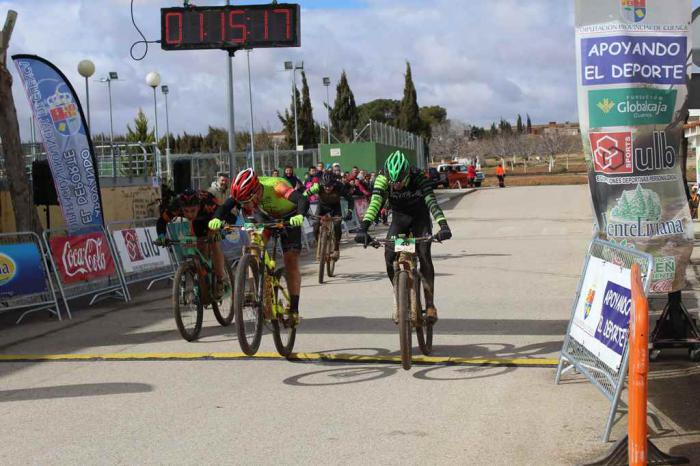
[355,151,452,322]
[210,168,309,322]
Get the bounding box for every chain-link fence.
[354,120,426,169]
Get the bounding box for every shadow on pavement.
[295,316,568,336]
[0,382,153,402]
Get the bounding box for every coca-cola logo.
[61,236,108,277]
[121,229,143,262]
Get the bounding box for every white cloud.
[1,0,577,141]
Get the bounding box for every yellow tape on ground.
[0,352,559,366]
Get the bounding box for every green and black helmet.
[384,150,410,183]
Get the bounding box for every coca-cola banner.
[49,232,116,284]
[575,0,694,292]
[111,227,171,274]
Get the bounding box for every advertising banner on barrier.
[575,0,693,293]
[12,55,104,234]
[0,243,48,297]
[49,232,116,284]
[111,227,171,273]
[570,256,632,371]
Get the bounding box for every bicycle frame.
[242,225,289,320]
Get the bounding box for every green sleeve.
[363,175,388,223]
[305,183,319,197]
[417,172,446,223]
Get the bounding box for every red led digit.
[220,11,226,41]
[198,12,206,42]
[273,8,291,39]
[228,10,247,44]
[264,10,269,40]
[165,12,183,45]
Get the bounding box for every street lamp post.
[146,72,163,179]
[247,50,255,172]
[77,60,95,131]
[100,71,118,175]
[284,60,303,167]
[161,84,171,163]
[323,77,331,144]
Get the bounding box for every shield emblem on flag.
[47,88,80,136]
[620,0,646,23]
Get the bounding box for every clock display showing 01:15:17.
[161,5,300,50]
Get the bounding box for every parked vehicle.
[436,163,485,189]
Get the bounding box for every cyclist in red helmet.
[156,188,233,297]
[211,168,309,323]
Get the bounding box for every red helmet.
[230,168,260,202]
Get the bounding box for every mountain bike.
[232,221,297,357]
[367,235,439,370]
[311,214,343,284]
[162,233,234,341]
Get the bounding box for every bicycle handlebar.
[367,235,439,249]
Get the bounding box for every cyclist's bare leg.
[283,250,301,313]
[417,241,437,321]
[211,241,226,281]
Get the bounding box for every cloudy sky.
[1,0,696,141]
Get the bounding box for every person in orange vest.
[496,162,506,188]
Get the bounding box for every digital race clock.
[161,4,300,51]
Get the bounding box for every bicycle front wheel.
[173,262,203,341]
[233,254,263,355]
[327,232,337,278]
[396,270,412,370]
[211,261,235,326]
[317,230,327,284]
[271,268,297,358]
[414,274,433,355]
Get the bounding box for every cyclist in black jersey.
[355,151,452,322]
[306,171,354,257]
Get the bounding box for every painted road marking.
[0,352,559,367]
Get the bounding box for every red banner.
[49,231,116,283]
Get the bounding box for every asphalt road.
[1,185,697,465]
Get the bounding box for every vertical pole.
[326,83,331,144]
[108,79,115,178]
[247,49,255,172]
[85,76,91,132]
[165,91,170,180]
[227,51,236,177]
[292,68,299,167]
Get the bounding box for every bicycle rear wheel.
[271,268,297,357]
[414,274,433,355]
[317,231,327,284]
[211,261,235,326]
[396,270,412,370]
[173,262,203,341]
[233,254,263,355]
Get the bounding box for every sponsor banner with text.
[111,227,171,274]
[571,256,632,371]
[49,231,116,284]
[0,243,48,298]
[575,0,693,292]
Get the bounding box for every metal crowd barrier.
[43,226,130,316]
[106,218,175,290]
[0,231,62,323]
[555,238,653,442]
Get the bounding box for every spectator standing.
[271,169,280,177]
[305,166,320,202]
[467,164,477,188]
[316,162,325,174]
[496,162,506,188]
[208,172,229,203]
[690,186,699,219]
[283,165,303,189]
[354,170,370,198]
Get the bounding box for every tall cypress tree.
[397,61,421,134]
[299,71,318,146]
[330,70,358,143]
[516,114,524,134]
[526,114,532,134]
[277,84,302,148]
